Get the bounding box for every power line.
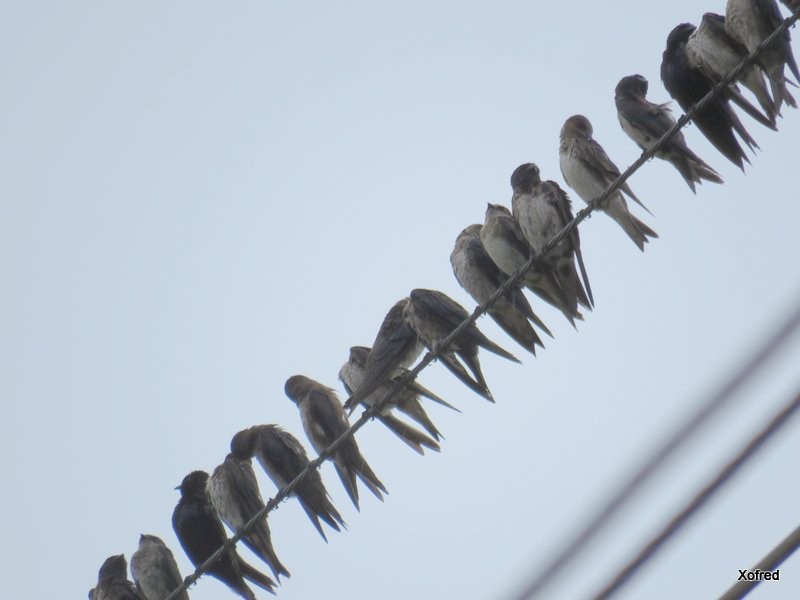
[718,522,800,600]
[590,386,800,599]
[165,11,800,600]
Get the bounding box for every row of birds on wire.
[88,2,799,599]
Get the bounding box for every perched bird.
[230,425,346,542]
[285,374,387,509]
[403,288,521,402]
[686,13,778,123]
[451,224,552,355]
[339,345,450,453]
[510,163,593,316]
[207,455,290,582]
[345,298,424,410]
[130,534,189,600]
[662,23,760,169]
[726,0,799,112]
[614,74,724,193]
[89,554,143,600]
[172,470,276,599]
[559,115,658,251]
[480,203,581,326]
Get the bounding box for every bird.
[172,470,276,599]
[285,374,387,509]
[480,202,582,326]
[726,0,799,113]
[451,224,552,355]
[339,345,450,453]
[344,297,424,411]
[89,554,143,600]
[207,455,290,582]
[686,12,778,123]
[230,425,346,542]
[614,74,724,193]
[661,23,760,170]
[559,114,658,251]
[403,288,521,402]
[130,534,189,600]
[510,163,593,315]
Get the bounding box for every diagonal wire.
[590,386,800,599]
[718,522,800,600]
[165,11,800,600]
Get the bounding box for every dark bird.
[230,425,346,542]
[661,23,760,169]
[207,455,290,582]
[339,345,449,453]
[559,115,658,251]
[345,298,424,411]
[172,470,276,599]
[510,163,593,317]
[480,203,581,326]
[451,224,551,355]
[686,12,778,123]
[89,554,143,600]
[615,74,724,193]
[726,0,799,112]
[130,534,189,600]
[285,374,387,509]
[403,288,521,402]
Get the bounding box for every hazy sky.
[3,2,800,599]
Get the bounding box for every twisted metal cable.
[166,11,800,600]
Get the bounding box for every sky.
[3,2,800,599]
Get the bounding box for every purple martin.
[559,115,658,251]
[345,297,424,411]
[230,425,346,542]
[339,345,447,453]
[89,554,143,600]
[662,23,761,170]
[510,163,593,316]
[687,13,779,123]
[451,224,552,355]
[480,203,582,326]
[130,534,189,600]
[172,470,276,599]
[285,374,387,509]
[615,74,724,193]
[726,0,799,112]
[207,455,290,582]
[403,288,521,402]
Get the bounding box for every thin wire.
[165,11,800,600]
[512,12,800,599]
[590,387,800,599]
[718,523,800,600]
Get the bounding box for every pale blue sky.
[3,2,800,599]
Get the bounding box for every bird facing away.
[89,554,143,600]
[726,0,799,113]
[230,424,346,542]
[451,223,552,355]
[510,163,593,314]
[130,534,189,600]
[480,202,582,326]
[207,455,290,582]
[285,374,387,509]
[172,470,276,599]
[345,297,424,410]
[559,114,658,251]
[339,345,443,454]
[686,12,778,123]
[661,23,760,170]
[403,288,521,402]
[614,74,723,193]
